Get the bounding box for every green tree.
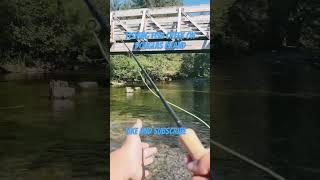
[11,0,70,63]
[111,0,122,10]
[0,0,15,62]
[0,0,107,68]
[212,0,319,55]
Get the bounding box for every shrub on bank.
[110,53,210,81]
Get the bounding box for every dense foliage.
[212,0,320,56]
[111,53,210,81]
[0,0,107,67]
[0,0,211,79]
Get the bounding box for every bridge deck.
[110,4,210,53]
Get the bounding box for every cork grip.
[179,128,207,160]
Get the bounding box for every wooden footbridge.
[110,4,210,54]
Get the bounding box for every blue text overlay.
[125,127,186,135]
[125,32,196,50]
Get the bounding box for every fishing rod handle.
[179,128,207,160]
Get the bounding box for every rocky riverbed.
[146,144,191,180]
[110,123,192,179]
[111,136,191,179]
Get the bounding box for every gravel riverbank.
[146,144,191,180]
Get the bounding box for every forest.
[212,0,319,56]
[0,0,107,72]
[0,0,318,79]
[0,0,210,80]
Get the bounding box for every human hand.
[184,149,210,180]
[110,119,157,180]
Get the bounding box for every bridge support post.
[177,7,182,32]
[140,10,147,33]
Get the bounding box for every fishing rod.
[122,41,184,127]
[84,1,182,128]
[83,0,207,161]
[83,0,107,32]
[121,41,208,160]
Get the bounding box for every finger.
[187,160,198,172]
[183,154,193,165]
[192,176,209,180]
[144,170,150,177]
[143,147,157,158]
[143,156,154,166]
[141,142,149,149]
[132,119,142,133]
[124,119,142,145]
[133,119,142,128]
[187,160,210,176]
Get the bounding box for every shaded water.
[213,59,320,180]
[0,73,107,179]
[110,80,210,151]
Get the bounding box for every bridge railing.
[110,4,210,53]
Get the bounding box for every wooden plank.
[114,17,133,32]
[113,23,210,30]
[116,15,209,21]
[146,13,167,33]
[114,23,210,32]
[118,15,210,24]
[112,4,210,18]
[182,11,209,39]
[118,23,210,30]
[114,23,210,29]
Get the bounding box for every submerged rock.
[125,87,134,93]
[78,81,98,89]
[111,80,125,87]
[49,80,75,99]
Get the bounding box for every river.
[213,58,320,180]
[4,58,318,180]
[0,73,210,179]
[110,79,210,179]
[0,72,108,180]
[110,79,210,150]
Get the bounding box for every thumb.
[186,150,210,176]
[187,160,199,172]
[124,119,143,145]
[186,159,210,176]
[132,118,142,133]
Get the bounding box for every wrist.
[110,148,131,180]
